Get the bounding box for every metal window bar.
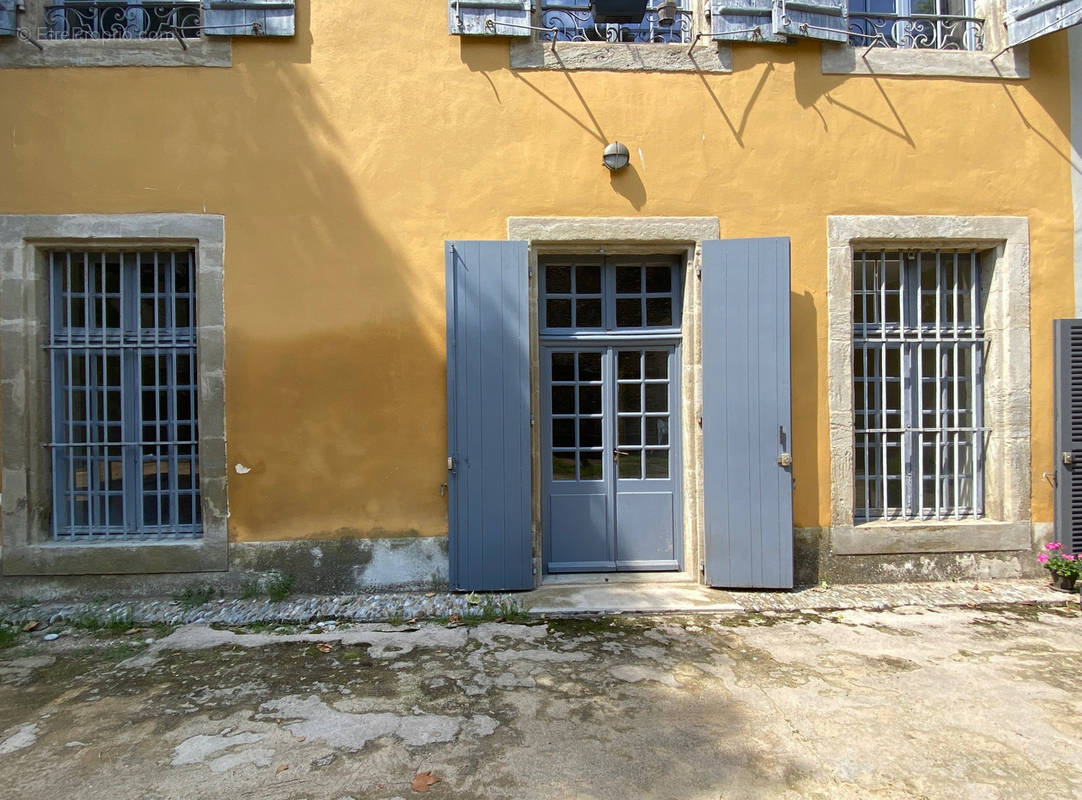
[43,1,201,40]
[853,249,986,521]
[847,10,983,51]
[48,250,201,541]
[540,0,693,43]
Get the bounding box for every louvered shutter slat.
[204,0,295,37]
[448,0,532,36]
[772,0,849,42]
[1005,0,1082,47]
[711,0,786,43]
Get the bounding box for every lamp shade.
[602,142,631,171]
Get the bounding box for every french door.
[541,344,681,572]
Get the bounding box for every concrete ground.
[0,604,1080,799]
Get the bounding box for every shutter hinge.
[530,414,535,427]
[699,560,705,575]
[696,267,702,281]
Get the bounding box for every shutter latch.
[1063,452,1075,466]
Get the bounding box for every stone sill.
[821,43,1029,80]
[0,36,231,68]
[832,521,1032,555]
[0,540,227,575]
[509,40,731,73]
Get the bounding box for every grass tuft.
[174,583,216,609]
[265,573,295,603]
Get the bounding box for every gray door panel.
[702,237,794,589]
[445,241,533,591]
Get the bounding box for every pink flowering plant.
[1037,542,1082,579]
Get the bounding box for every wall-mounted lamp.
[656,1,677,26]
[602,141,631,172]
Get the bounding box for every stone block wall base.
[795,526,1050,586]
[0,537,450,602]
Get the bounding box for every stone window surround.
[827,214,1031,556]
[0,0,231,68]
[506,0,1028,78]
[0,213,228,575]
[507,216,719,582]
[821,0,1029,79]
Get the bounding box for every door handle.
[613,449,630,462]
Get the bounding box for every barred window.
[853,249,986,521]
[48,250,201,540]
[848,0,983,51]
[44,1,201,40]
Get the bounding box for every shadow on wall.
[189,7,448,540]
[790,290,819,527]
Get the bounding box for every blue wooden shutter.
[446,241,532,591]
[203,0,295,36]
[0,0,15,36]
[710,0,786,43]
[1005,0,1082,46]
[773,0,848,41]
[701,238,793,589]
[1054,319,1082,553]
[448,0,532,36]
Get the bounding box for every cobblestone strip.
[0,579,1076,627]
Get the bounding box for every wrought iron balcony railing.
[540,0,694,44]
[43,1,201,40]
[849,11,984,50]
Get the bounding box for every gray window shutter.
[711,0,786,43]
[448,0,531,36]
[1005,0,1082,47]
[701,238,794,589]
[1054,319,1082,553]
[0,0,15,36]
[446,241,532,591]
[772,0,848,41]
[203,0,295,36]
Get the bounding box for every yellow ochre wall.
[0,0,1073,542]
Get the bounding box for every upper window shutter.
[448,0,531,36]
[0,0,16,36]
[772,0,848,41]
[711,0,787,42]
[203,0,295,36]
[1005,0,1082,47]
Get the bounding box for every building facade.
[0,0,1079,595]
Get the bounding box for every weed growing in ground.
[174,583,216,609]
[0,625,17,649]
[11,596,38,610]
[104,641,145,661]
[265,573,295,603]
[471,598,531,623]
[240,579,262,600]
[68,608,135,633]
